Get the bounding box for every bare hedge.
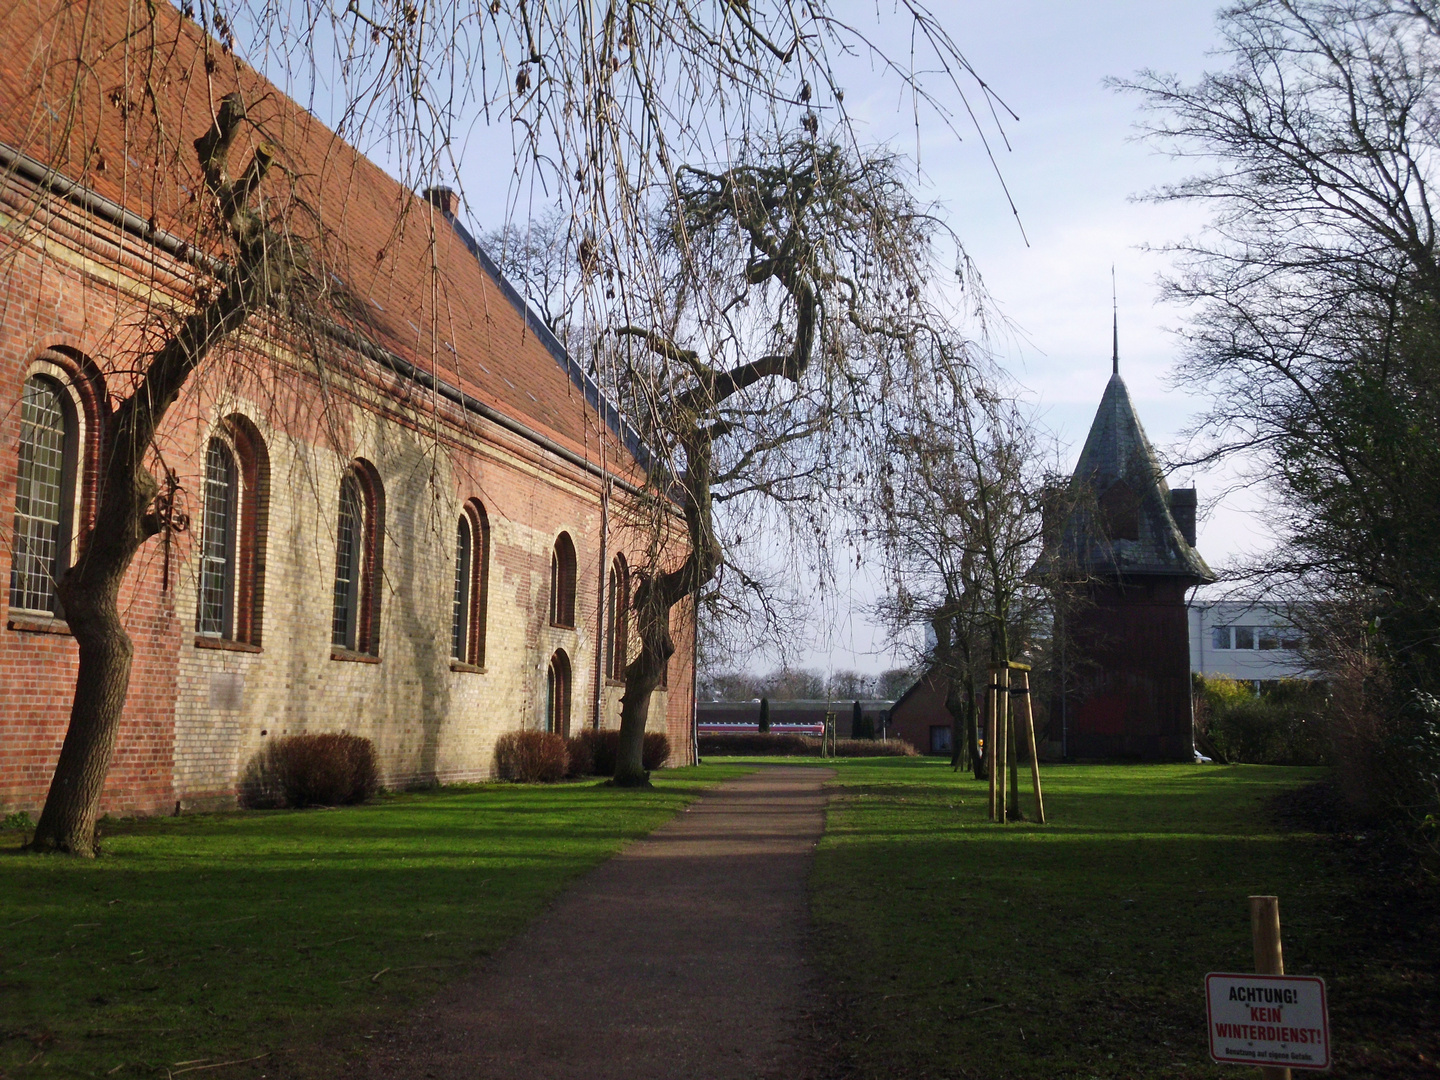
[568,729,671,776]
[494,731,569,783]
[241,733,379,808]
[699,733,917,758]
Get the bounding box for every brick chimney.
[423,186,460,218]
[1169,488,1198,547]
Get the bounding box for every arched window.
[546,649,572,735]
[451,499,490,667]
[10,374,79,615]
[606,553,629,681]
[549,531,576,628]
[194,417,269,646]
[332,460,384,655]
[197,439,238,636]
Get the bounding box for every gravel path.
[361,765,833,1080]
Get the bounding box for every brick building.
[1042,329,1214,760]
[0,2,693,816]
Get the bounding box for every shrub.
[643,732,671,770]
[494,731,569,783]
[241,733,379,808]
[577,729,618,776]
[565,733,595,778]
[698,733,917,757]
[567,729,671,775]
[834,737,916,758]
[700,732,818,756]
[1195,676,1329,766]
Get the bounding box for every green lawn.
[0,765,752,1079]
[805,758,1437,1080]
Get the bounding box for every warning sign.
[1206,973,1330,1070]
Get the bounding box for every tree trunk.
[614,597,674,787]
[29,95,272,852]
[29,583,135,855]
[968,670,985,780]
[614,429,718,788]
[945,677,968,772]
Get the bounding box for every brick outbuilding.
[1039,326,1213,760]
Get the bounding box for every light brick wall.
[0,177,695,817]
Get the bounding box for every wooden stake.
[1249,895,1291,1080]
[1016,670,1046,824]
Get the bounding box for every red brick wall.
[1061,578,1195,761]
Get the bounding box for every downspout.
[690,587,701,765]
[593,477,610,731]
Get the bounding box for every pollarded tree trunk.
[613,591,678,786]
[613,432,720,787]
[30,94,279,855]
[33,571,136,854]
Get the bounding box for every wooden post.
[1250,895,1291,1080]
[986,670,999,821]
[1016,670,1046,824]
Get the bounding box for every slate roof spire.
[1111,266,1119,376]
[1040,313,1215,583]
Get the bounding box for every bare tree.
[869,358,1061,794]
[1118,0,1440,830]
[27,91,297,854]
[595,135,969,784]
[7,0,1012,846]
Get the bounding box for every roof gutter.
[0,139,646,498]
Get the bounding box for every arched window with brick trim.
[10,373,80,616]
[332,460,384,655]
[196,438,238,637]
[195,416,269,646]
[451,499,490,667]
[549,531,576,628]
[606,553,629,681]
[546,648,572,735]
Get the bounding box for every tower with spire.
[1041,301,1214,761]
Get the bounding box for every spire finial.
[1111,265,1119,376]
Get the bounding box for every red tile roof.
[0,0,636,476]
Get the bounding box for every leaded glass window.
[451,515,471,661]
[332,474,363,649]
[196,440,238,636]
[10,376,71,614]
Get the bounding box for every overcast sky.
[432,2,1269,676]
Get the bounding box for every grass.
[802,758,1438,1080]
[0,765,752,1079]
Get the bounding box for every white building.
[1188,601,1313,685]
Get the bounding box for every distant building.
[1041,322,1215,761]
[696,700,892,739]
[885,673,954,755]
[1189,601,1311,685]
